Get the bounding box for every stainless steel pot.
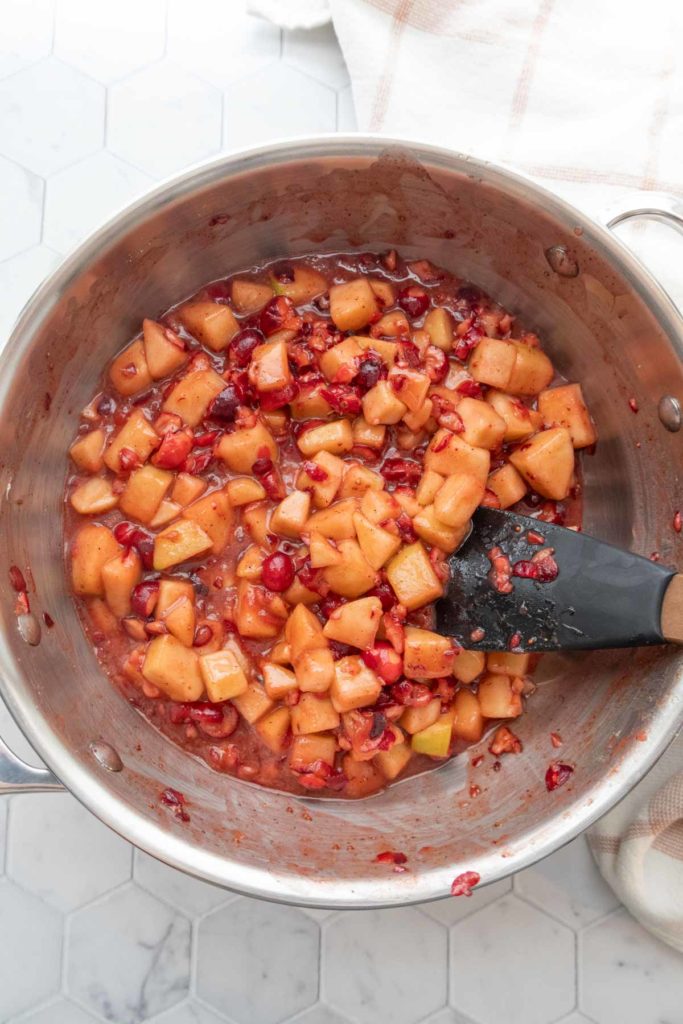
[0,137,681,908]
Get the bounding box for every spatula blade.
[435,508,675,652]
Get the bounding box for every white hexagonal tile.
[422,1011,475,1024]
[108,62,222,178]
[515,835,620,929]
[0,58,104,176]
[44,152,152,253]
[146,1001,228,1024]
[324,908,447,1024]
[197,898,319,1023]
[554,1016,593,1024]
[7,792,131,912]
[289,1007,353,1024]
[223,64,336,151]
[166,0,281,89]
[450,896,575,1024]
[134,849,231,916]
[283,24,349,90]
[67,884,191,1023]
[54,0,166,83]
[580,908,683,1024]
[0,156,43,261]
[421,877,512,927]
[336,85,357,132]
[0,0,55,80]
[0,879,62,1020]
[10,997,99,1023]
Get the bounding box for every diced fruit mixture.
[65,251,593,798]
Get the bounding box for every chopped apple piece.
[178,301,239,352]
[103,409,159,473]
[338,463,384,501]
[170,472,206,507]
[162,365,225,427]
[231,279,273,314]
[416,469,445,506]
[343,755,384,797]
[468,337,517,389]
[200,648,249,702]
[452,688,484,742]
[487,463,527,509]
[386,542,443,610]
[249,340,292,392]
[270,490,310,538]
[70,429,105,474]
[330,656,382,713]
[537,383,597,448]
[413,504,467,553]
[296,419,354,457]
[486,390,543,441]
[323,596,382,649]
[182,489,233,554]
[217,422,278,472]
[297,450,344,508]
[101,548,141,617]
[433,473,485,528]
[424,429,490,482]
[401,698,442,735]
[285,604,327,662]
[153,519,212,570]
[142,319,188,378]
[156,579,195,646]
[269,640,292,665]
[424,307,454,350]
[242,502,270,546]
[232,680,274,723]
[457,397,507,450]
[509,427,574,500]
[329,278,379,331]
[403,398,434,433]
[357,334,398,367]
[236,544,265,580]
[359,489,399,525]
[478,673,523,718]
[375,741,412,780]
[255,706,291,753]
[308,531,342,568]
[403,627,455,678]
[307,498,358,540]
[289,733,337,770]
[109,339,153,396]
[319,336,363,382]
[294,647,335,693]
[487,651,531,676]
[322,539,376,598]
[507,341,554,396]
[120,464,173,523]
[143,635,203,701]
[263,662,299,700]
[452,648,486,684]
[70,476,119,515]
[71,523,120,596]
[362,381,407,425]
[272,264,327,304]
[411,718,452,756]
[291,693,340,735]
[87,597,119,636]
[235,579,287,639]
[352,416,387,450]
[352,512,401,570]
[387,368,431,412]
[225,476,267,506]
[290,382,332,420]
[150,499,182,528]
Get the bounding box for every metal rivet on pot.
[545,245,579,278]
[17,612,41,646]
[90,740,123,773]
[658,395,681,432]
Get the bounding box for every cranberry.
[252,455,273,477]
[320,384,362,416]
[193,429,220,447]
[328,640,355,660]
[396,339,422,367]
[114,523,155,570]
[193,624,214,647]
[512,553,559,583]
[160,787,189,822]
[367,579,397,612]
[398,285,430,319]
[395,511,417,543]
[204,279,232,301]
[380,458,422,486]
[258,381,299,410]
[456,379,484,399]
[97,394,117,416]
[301,460,329,483]
[272,262,295,283]
[9,565,27,592]
[261,552,295,592]
[356,354,385,391]
[118,447,142,473]
[375,850,408,866]
[391,680,433,706]
[259,295,298,337]
[361,642,403,684]
[153,430,193,469]
[229,327,264,367]
[131,580,160,618]
[182,450,213,475]
[545,762,574,791]
[318,593,346,619]
[450,870,480,897]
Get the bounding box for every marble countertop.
[1,3,682,1022]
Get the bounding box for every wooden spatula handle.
[661,574,683,643]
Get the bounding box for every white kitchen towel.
[251,0,683,951]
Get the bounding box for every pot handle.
[0,734,63,794]
[601,191,683,235]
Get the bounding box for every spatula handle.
[661,575,683,643]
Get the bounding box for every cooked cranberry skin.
[261,552,295,592]
[229,328,264,367]
[356,354,385,391]
[398,285,430,319]
[380,458,422,486]
[260,295,296,337]
[320,384,362,416]
[367,579,397,612]
[319,593,346,619]
[153,430,193,469]
[130,580,160,618]
[114,523,155,570]
[362,642,403,684]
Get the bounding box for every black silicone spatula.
[436,507,682,651]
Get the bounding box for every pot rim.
[2,133,682,908]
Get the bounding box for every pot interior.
[0,141,681,906]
